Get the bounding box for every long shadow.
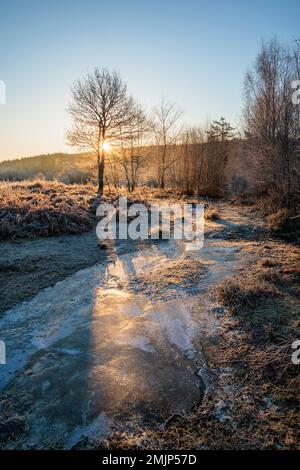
[0,200,202,449]
[0,226,156,448]
[0,194,114,448]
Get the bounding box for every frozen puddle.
[0,239,240,449]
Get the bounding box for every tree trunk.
[160,144,167,189]
[98,148,105,195]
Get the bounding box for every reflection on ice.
[0,235,240,448]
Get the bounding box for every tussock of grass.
[205,207,220,220]
[248,335,300,388]
[256,258,300,284]
[216,249,300,313]
[215,275,278,312]
[256,257,278,268]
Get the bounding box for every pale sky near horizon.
[0,0,299,161]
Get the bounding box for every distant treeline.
[0,141,251,197]
[0,152,95,184]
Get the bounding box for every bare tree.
[151,99,183,189]
[175,127,205,194]
[66,68,144,195]
[117,112,150,192]
[244,39,300,212]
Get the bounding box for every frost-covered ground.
[0,202,266,449]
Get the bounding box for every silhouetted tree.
[244,39,300,212]
[66,68,144,195]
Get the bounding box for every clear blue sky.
[0,0,299,161]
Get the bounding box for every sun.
[102,141,110,152]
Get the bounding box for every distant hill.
[0,152,96,183]
[0,143,253,190]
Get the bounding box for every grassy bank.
[0,180,100,240]
[0,181,209,241]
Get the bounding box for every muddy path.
[0,203,265,449]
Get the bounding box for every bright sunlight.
[102,141,111,152]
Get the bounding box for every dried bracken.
[0,180,100,240]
